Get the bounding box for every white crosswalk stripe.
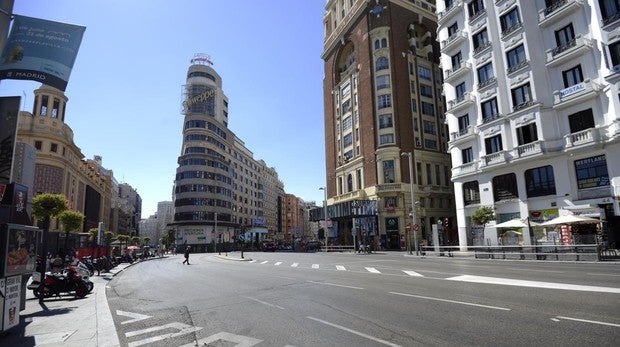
[403,270,423,277]
[291,262,299,267]
[260,261,268,264]
[274,262,282,266]
[312,264,320,269]
[365,267,381,274]
[336,265,346,271]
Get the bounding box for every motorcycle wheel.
[86,281,94,293]
[75,283,88,298]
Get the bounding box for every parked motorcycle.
[28,266,89,299]
[68,262,94,293]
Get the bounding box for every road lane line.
[242,296,285,310]
[260,261,268,264]
[556,316,620,328]
[274,262,282,266]
[586,273,620,277]
[312,264,320,269]
[249,260,256,263]
[506,268,564,273]
[389,292,511,311]
[403,270,423,277]
[336,265,346,271]
[291,262,299,267]
[307,281,363,290]
[365,267,381,273]
[307,317,402,347]
[446,275,620,294]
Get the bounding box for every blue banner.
[0,15,85,91]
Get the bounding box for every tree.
[143,237,151,246]
[131,236,140,245]
[471,206,496,227]
[116,234,129,249]
[88,228,99,257]
[58,210,84,257]
[104,231,116,257]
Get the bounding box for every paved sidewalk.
[0,259,143,347]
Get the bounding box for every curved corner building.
[173,55,236,252]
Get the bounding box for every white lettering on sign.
[559,82,585,98]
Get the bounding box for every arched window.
[381,38,388,48]
[347,174,353,192]
[376,57,389,71]
[374,39,380,50]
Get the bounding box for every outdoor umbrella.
[126,245,140,251]
[491,219,538,228]
[539,214,599,226]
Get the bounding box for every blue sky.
[1,0,327,217]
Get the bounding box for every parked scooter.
[28,266,89,299]
[68,261,94,293]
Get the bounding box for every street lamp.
[401,152,418,256]
[319,187,328,251]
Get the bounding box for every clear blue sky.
[1,0,327,217]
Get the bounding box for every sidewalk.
[0,258,145,347]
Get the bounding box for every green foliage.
[143,237,151,245]
[104,231,116,246]
[88,228,99,241]
[471,206,496,226]
[32,193,68,220]
[131,236,140,244]
[59,210,84,232]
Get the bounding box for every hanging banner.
[0,15,86,91]
[0,97,21,185]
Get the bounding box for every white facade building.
[437,0,620,249]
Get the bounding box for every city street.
[105,253,620,347]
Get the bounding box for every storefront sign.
[559,82,585,98]
[560,225,572,245]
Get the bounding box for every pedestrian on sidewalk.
[182,246,190,265]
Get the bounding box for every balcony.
[512,141,544,160]
[481,112,503,124]
[468,9,487,25]
[538,0,585,27]
[512,100,537,113]
[546,35,593,67]
[441,30,468,52]
[473,41,492,57]
[477,77,497,91]
[602,11,620,30]
[553,79,604,109]
[438,0,464,24]
[564,127,603,149]
[444,61,471,83]
[375,183,402,193]
[481,151,508,167]
[450,125,474,141]
[605,64,620,84]
[452,161,478,178]
[447,92,475,113]
[507,60,529,76]
[501,23,523,40]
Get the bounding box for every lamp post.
[319,187,328,251]
[401,152,417,255]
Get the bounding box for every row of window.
[184,120,227,139]
[175,184,233,196]
[175,170,232,184]
[381,159,451,187]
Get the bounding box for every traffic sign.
[351,229,357,237]
[413,224,419,231]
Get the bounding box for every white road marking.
[260,261,269,264]
[365,267,381,273]
[116,310,151,325]
[336,265,347,271]
[307,316,402,347]
[274,262,282,266]
[446,275,620,294]
[403,270,423,277]
[126,322,202,347]
[178,331,262,347]
[312,264,320,269]
[506,268,564,273]
[307,281,363,290]
[249,260,257,263]
[551,318,560,322]
[242,296,285,310]
[586,272,620,277]
[556,316,620,328]
[389,292,511,311]
[291,262,299,267]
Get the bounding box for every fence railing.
[419,244,601,261]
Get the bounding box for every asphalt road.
[106,252,620,347]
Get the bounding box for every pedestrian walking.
[182,246,190,265]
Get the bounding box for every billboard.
[0,223,39,277]
[0,97,20,185]
[0,15,85,91]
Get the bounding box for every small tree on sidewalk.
[58,210,84,258]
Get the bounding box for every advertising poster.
[1,224,39,277]
[2,275,21,330]
[560,225,572,245]
[0,15,86,91]
[0,97,20,185]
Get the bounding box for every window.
[34,141,42,150]
[599,0,620,24]
[473,28,489,51]
[574,155,609,189]
[420,84,433,97]
[493,173,519,201]
[343,133,353,147]
[380,134,394,145]
[477,63,494,85]
[426,164,432,185]
[555,24,575,48]
[423,120,436,134]
[462,147,474,163]
[444,165,450,186]
[381,38,387,48]
[485,134,503,154]
[419,66,432,80]
[451,51,462,69]
[468,0,484,17]
[356,169,362,190]
[463,181,480,205]
[525,166,556,197]
[455,82,466,99]
[50,143,58,153]
[379,114,393,128]
[511,83,531,108]
[610,41,620,67]
[448,22,459,37]
[347,174,353,192]
[562,65,583,87]
[374,39,380,50]
[341,83,351,97]
[506,44,526,72]
[376,75,390,89]
[516,123,538,145]
[342,99,351,113]
[40,95,48,116]
[421,101,434,115]
[481,98,498,119]
[425,139,438,149]
[500,7,521,33]
[435,165,441,186]
[52,98,60,118]
[458,114,470,131]
[378,94,391,109]
[416,162,422,185]
[568,109,595,133]
[376,57,389,71]
[383,160,395,183]
[342,116,352,131]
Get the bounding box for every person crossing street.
[182,246,191,265]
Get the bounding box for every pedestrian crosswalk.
[246,259,425,277]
